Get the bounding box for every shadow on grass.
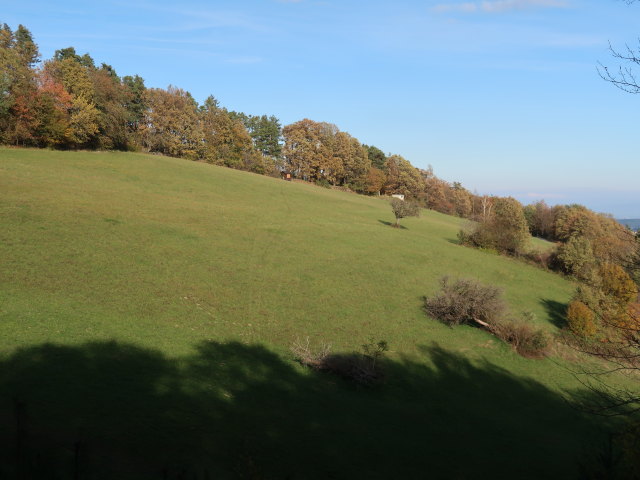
[542,298,568,329]
[377,219,407,229]
[0,340,615,479]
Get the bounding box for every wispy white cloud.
[432,0,569,14]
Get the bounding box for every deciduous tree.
[390,197,419,227]
[283,119,324,180]
[365,167,386,195]
[465,197,530,255]
[384,154,424,199]
[200,95,260,170]
[141,86,202,159]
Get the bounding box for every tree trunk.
[472,317,491,329]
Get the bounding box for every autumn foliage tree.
[202,97,271,173]
[600,263,638,305]
[383,154,424,199]
[365,167,386,195]
[282,119,326,181]
[424,175,453,214]
[140,86,202,159]
[566,300,597,337]
[90,64,132,150]
[523,200,556,239]
[1,23,40,145]
[282,118,371,188]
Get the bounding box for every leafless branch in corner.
[598,0,640,92]
[598,41,640,94]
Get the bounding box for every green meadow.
[0,148,618,478]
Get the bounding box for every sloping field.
[0,148,614,478]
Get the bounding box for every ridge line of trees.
[0,22,524,219]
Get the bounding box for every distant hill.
[618,219,640,231]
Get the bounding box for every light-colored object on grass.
[391,194,405,201]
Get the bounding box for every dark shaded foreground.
[0,341,613,479]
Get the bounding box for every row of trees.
[0,24,283,175]
[0,23,511,220]
[0,24,145,150]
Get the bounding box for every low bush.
[316,178,332,189]
[291,337,388,385]
[491,317,549,358]
[423,277,505,327]
[290,337,331,368]
[424,277,548,358]
[456,227,472,246]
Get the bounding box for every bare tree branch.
[598,41,640,94]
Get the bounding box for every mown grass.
[0,147,623,478]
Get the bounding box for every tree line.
[0,23,518,216]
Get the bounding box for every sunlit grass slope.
[1,148,573,356]
[0,148,611,478]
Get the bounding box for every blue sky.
[3,0,639,216]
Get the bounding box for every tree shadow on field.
[542,298,568,329]
[0,340,616,479]
[377,219,407,230]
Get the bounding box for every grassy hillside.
[0,148,616,478]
